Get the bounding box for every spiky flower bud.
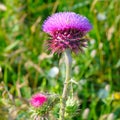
[30,93,47,108]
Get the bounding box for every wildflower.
[30,93,47,108]
[113,92,120,100]
[42,12,92,54]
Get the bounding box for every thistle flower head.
[30,93,47,108]
[42,12,92,54]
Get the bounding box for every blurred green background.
[0,0,120,120]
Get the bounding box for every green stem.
[59,49,72,120]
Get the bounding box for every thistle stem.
[59,49,72,120]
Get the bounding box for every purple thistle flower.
[42,12,92,54]
[30,93,47,108]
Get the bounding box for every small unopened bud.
[82,108,90,120]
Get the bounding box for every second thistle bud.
[29,93,59,119]
[65,97,80,119]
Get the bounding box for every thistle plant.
[42,12,92,120]
[29,93,59,120]
[29,93,48,120]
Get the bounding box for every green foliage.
[0,0,120,119]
